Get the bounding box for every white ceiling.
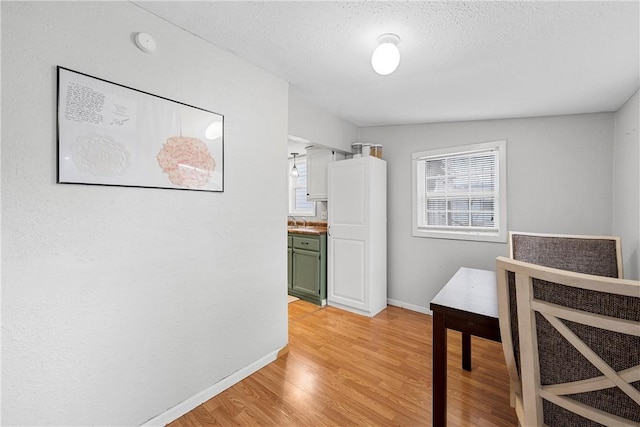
[133,1,639,127]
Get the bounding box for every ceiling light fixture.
[371,33,400,76]
[290,152,299,178]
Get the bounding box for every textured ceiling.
[133,1,639,127]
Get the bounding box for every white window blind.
[412,140,507,242]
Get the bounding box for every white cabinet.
[327,156,387,317]
[306,147,345,201]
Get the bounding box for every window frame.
[288,155,316,217]
[411,140,507,243]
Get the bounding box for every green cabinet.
[287,236,293,290]
[288,233,327,305]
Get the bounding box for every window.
[289,155,315,216]
[412,140,507,242]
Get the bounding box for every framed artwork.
[57,66,224,192]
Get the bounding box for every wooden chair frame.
[501,232,623,414]
[496,256,640,426]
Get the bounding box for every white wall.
[289,91,357,152]
[613,90,640,280]
[1,2,288,425]
[359,114,615,312]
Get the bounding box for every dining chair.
[500,232,623,418]
[509,232,622,278]
[496,256,640,426]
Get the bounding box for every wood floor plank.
[168,300,517,426]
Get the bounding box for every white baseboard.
[141,348,282,426]
[387,298,432,316]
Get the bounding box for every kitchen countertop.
[288,227,327,235]
[288,220,328,235]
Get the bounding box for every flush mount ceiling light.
[371,33,400,76]
[290,152,299,178]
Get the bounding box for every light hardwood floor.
[169,300,517,426]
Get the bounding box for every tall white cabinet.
[327,156,387,317]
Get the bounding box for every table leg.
[433,312,447,427]
[462,333,471,371]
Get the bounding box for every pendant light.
[290,153,299,178]
[371,33,400,76]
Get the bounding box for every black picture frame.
[57,66,224,192]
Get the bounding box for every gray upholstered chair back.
[496,256,640,426]
[510,232,622,278]
[499,232,624,418]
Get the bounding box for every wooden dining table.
[429,267,502,427]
